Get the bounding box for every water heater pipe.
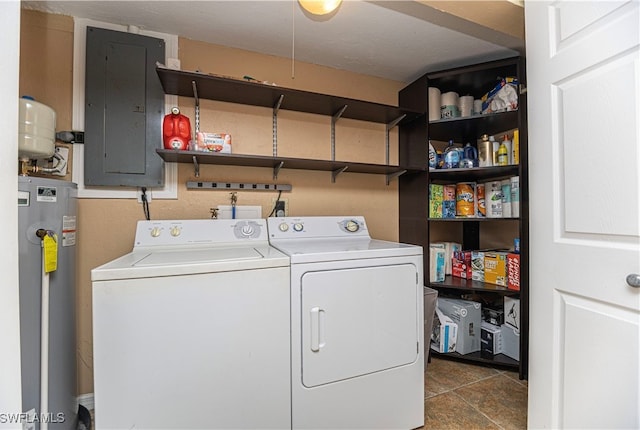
[37,230,50,430]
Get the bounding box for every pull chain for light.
[291,0,296,80]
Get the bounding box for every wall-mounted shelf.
[156,66,422,125]
[156,66,423,183]
[157,149,419,182]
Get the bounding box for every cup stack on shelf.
[427,77,519,122]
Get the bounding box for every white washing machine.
[267,216,424,429]
[91,219,291,429]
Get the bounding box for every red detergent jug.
[163,107,191,150]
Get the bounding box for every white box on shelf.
[437,297,482,355]
[500,323,520,361]
[430,307,457,353]
[481,321,503,355]
[504,296,520,330]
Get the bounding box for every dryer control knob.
[293,223,304,232]
[278,223,289,232]
[345,220,360,232]
[170,226,181,237]
[150,227,161,238]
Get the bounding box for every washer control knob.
[345,220,360,232]
[293,223,304,232]
[170,226,181,237]
[279,223,289,232]
[241,224,255,237]
[150,227,161,238]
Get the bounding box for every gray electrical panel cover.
[84,27,165,187]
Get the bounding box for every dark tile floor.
[421,356,528,430]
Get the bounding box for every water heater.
[19,97,56,161]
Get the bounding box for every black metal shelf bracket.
[331,105,348,161]
[273,160,284,180]
[332,165,349,183]
[273,94,284,157]
[386,169,407,185]
[192,80,200,134]
[192,155,200,178]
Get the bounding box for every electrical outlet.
[271,197,288,217]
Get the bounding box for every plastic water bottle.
[443,140,460,169]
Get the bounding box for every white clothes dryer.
[91,219,291,429]
[267,216,424,429]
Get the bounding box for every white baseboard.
[77,393,94,411]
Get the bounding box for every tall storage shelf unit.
[398,57,529,379]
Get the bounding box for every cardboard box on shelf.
[430,307,457,353]
[437,297,482,355]
[452,250,473,279]
[429,244,446,282]
[504,296,520,330]
[484,252,508,286]
[429,184,444,218]
[443,184,456,219]
[471,250,485,282]
[482,306,504,326]
[433,242,462,276]
[501,323,520,361]
[507,253,520,291]
[423,286,439,369]
[481,321,503,355]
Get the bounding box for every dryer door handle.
[310,307,325,352]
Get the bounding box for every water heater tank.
[18,97,56,161]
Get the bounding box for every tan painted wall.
[20,10,405,395]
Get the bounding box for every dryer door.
[300,263,419,388]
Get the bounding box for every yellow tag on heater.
[43,234,58,273]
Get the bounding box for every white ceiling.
[21,0,522,83]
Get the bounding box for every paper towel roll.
[473,99,483,115]
[459,95,474,117]
[428,87,441,121]
[440,91,460,119]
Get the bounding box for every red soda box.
[507,253,520,291]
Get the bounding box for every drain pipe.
[36,229,50,430]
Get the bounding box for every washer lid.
[91,244,289,281]
[134,247,262,267]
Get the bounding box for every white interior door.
[525,1,640,428]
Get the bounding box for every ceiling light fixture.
[298,0,342,16]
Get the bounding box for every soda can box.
[452,250,473,279]
[507,253,520,291]
[429,184,444,218]
[443,184,456,218]
[471,250,485,282]
[456,182,476,217]
[484,252,507,286]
